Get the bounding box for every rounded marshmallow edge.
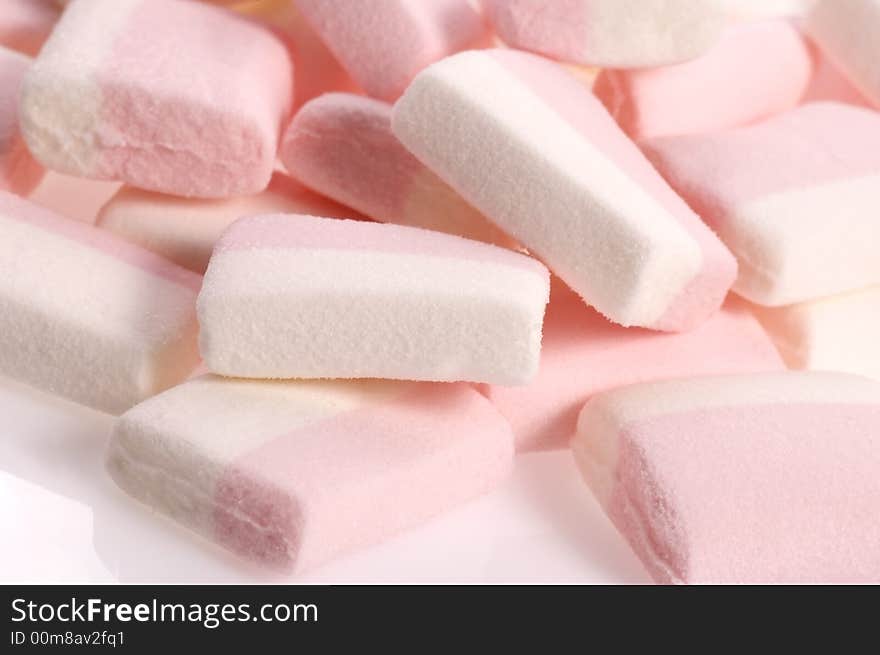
[392,49,734,330]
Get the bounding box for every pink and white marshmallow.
[295,0,487,101]
[393,49,736,331]
[0,191,200,414]
[483,0,727,68]
[643,102,880,306]
[281,93,510,246]
[107,376,514,572]
[20,0,293,198]
[198,214,550,384]
[573,371,880,584]
[594,21,813,140]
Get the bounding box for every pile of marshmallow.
[1,0,879,584]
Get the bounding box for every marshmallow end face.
[574,372,880,583]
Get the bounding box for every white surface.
[0,375,650,584]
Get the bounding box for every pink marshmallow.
[0,0,58,56]
[107,377,514,571]
[643,102,880,306]
[801,45,873,108]
[483,0,726,68]
[97,173,363,273]
[295,0,487,101]
[393,49,737,331]
[281,93,511,246]
[28,173,121,224]
[594,21,814,140]
[0,47,43,195]
[483,281,785,452]
[20,0,293,198]
[573,371,880,583]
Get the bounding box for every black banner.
[0,585,872,650]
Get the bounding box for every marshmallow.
[0,0,58,56]
[483,0,726,68]
[484,282,785,452]
[29,173,120,223]
[232,0,358,107]
[198,214,549,384]
[393,49,736,331]
[281,93,510,246]
[802,48,873,108]
[20,0,293,198]
[295,0,487,101]
[107,376,514,571]
[643,102,880,306]
[750,287,880,381]
[0,192,200,414]
[97,173,361,274]
[0,47,43,195]
[573,371,880,583]
[806,0,880,108]
[594,21,813,140]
